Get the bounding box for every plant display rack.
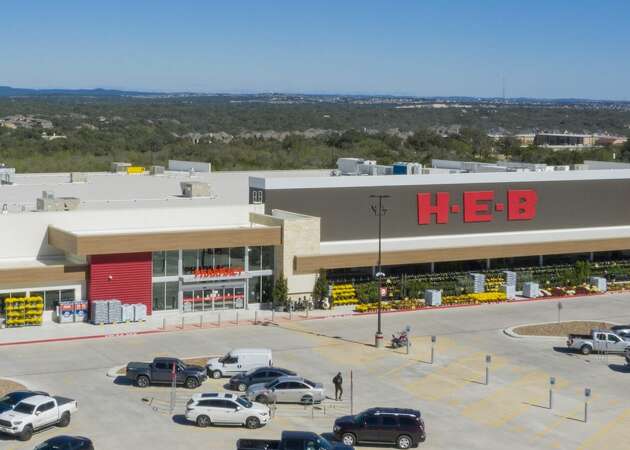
[4,296,44,327]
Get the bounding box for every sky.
[1,0,629,100]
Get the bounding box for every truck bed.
[53,396,75,407]
[568,334,591,340]
[236,438,281,450]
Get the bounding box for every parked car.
[185,392,270,429]
[34,435,94,449]
[246,376,325,405]
[611,324,630,337]
[567,329,630,355]
[0,394,78,441]
[126,357,207,389]
[207,348,273,379]
[333,407,426,449]
[237,430,353,450]
[0,391,49,414]
[229,367,297,392]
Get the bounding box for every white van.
[206,348,272,378]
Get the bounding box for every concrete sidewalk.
[0,307,357,346]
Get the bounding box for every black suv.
[333,407,426,449]
[229,367,297,392]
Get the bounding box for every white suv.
[185,393,270,429]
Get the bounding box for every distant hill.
[0,86,159,97]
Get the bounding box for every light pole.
[370,194,390,348]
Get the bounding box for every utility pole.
[370,194,390,348]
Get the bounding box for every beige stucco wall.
[250,210,321,298]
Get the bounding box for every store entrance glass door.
[182,282,246,312]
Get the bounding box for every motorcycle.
[391,331,410,349]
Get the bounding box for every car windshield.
[354,412,365,424]
[0,392,27,406]
[265,380,278,388]
[34,441,68,450]
[13,402,35,415]
[236,397,252,408]
[316,437,333,450]
[303,379,316,388]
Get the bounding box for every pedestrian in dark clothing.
[333,372,343,401]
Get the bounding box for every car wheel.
[397,434,413,449]
[136,375,150,388]
[581,345,592,355]
[18,425,33,442]
[245,416,261,429]
[256,394,269,404]
[196,415,211,428]
[238,383,248,392]
[212,370,222,379]
[341,433,356,446]
[301,395,314,405]
[185,377,199,389]
[58,411,71,427]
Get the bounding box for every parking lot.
[2,293,630,450]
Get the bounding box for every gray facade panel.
[262,179,630,242]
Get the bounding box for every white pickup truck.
[567,329,630,355]
[0,394,78,441]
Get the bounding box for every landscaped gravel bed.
[0,379,26,397]
[513,321,613,337]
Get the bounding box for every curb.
[503,319,620,340]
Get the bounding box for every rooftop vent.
[111,162,131,173]
[0,166,16,185]
[180,181,210,198]
[70,172,87,183]
[36,191,80,211]
[150,165,165,175]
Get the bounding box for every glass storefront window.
[183,250,198,275]
[230,247,245,270]
[152,282,165,311]
[248,277,261,303]
[166,251,179,276]
[165,282,179,309]
[248,246,262,271]
[45,290,61,311]
[153,251,166,277]
[261,275,273,303]
[199,249,213,269]
[60,289,75,302]
[262,247,274,270]
[153,282,179,311]
[214,248,229,268]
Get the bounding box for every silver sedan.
[246,376,326,404]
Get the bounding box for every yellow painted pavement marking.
[403,352,507,402]
[576,407,630,450]
[461,371,569,428]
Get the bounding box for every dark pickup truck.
[237,431,354,450]
[126,357,207,389]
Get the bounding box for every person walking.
[333,372,343,401]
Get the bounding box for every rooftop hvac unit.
[0,167,15,185]
[180,181,210,197]
[150,165,165,175]
[111,162,131,173]
[36,191,80,211]
[70,172,87,183]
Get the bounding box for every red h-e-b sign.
[417,189,537,224]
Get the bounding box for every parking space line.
[576,407,630,450]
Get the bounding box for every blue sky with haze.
[1,0,628,99]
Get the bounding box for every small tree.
[272,273,289,309]
[573,260,591,285]
[312,270,329,305]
